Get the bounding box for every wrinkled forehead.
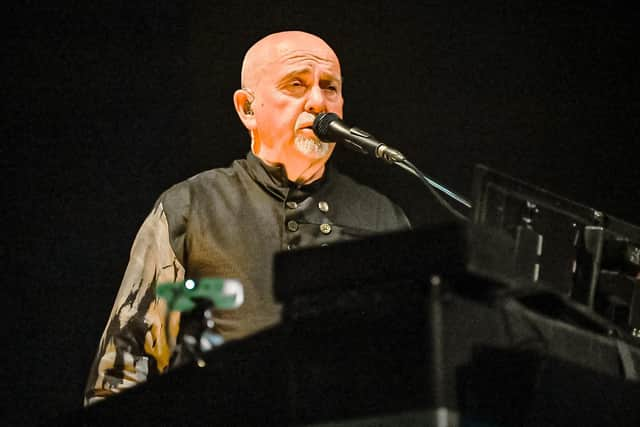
[242,35,341,87]
[275,46,339,68]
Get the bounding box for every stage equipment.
[65,220,639,426]
[472,165,640,337]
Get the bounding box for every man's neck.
[264,157,326,185]
[254,148,328,185]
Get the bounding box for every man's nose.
[304,85,326,114]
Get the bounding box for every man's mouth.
[297,123,317,138]
[297,122,314,130]
[294,111,320,137]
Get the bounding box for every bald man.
[84,31,409,405]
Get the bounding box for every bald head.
[233,31,344,184]
[241,31,341,89]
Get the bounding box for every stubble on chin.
[294,134,331,159]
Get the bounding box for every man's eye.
[284,81,307,95]
[320,81,339,93]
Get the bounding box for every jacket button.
[320,223,332,235]
[287,220,299,232]
[318,201,329,212]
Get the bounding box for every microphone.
[313,113,405,163]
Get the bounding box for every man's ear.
[233,89,256,130]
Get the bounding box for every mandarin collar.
[244,151,330,201]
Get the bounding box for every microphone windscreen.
[312,112,340,141]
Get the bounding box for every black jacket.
[84,152,409,405]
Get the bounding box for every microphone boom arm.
[312,112,471,221]
[395,160,471,209]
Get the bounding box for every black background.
[4,1,639,424]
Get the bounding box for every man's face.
[247,36,344,175]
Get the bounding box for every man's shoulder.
[165,160,246,193]
[156,159,248,210]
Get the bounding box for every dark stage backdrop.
[4,2,639,424]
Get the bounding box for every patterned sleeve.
[83,202,185,406]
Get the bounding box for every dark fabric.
[160,152,410,340]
